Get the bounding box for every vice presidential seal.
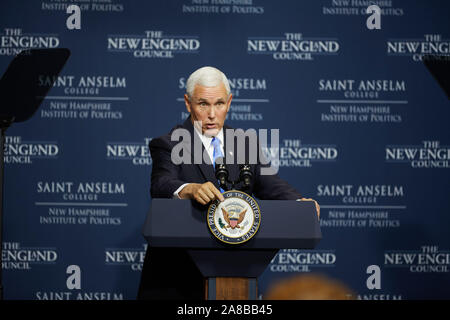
[207,190,261,245]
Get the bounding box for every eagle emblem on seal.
[221,207,247,229]
[207,190,261,245]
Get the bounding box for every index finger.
[209,185,225,202]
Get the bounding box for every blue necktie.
[211,137,225,193]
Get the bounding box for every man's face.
[184,83,232,137]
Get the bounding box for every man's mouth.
[205,124,216,129]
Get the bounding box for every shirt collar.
[193,125,224,148]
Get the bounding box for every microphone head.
[215,159,228,186]
[239,164,252,187]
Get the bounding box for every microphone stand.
[215,162,252,192]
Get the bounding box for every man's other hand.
[178,182,225,205]
[300,198,320,219]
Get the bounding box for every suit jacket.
[138,117,302,300]
[149,117,302,201]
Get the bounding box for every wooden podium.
[142,199,321,300]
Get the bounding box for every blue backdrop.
[1,0,449,300]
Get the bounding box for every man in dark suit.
[137,66,319,300]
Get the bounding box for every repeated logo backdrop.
[1,0,449,300]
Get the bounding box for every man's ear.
[184,94,191,113]
[226,93,233,112]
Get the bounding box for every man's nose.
[208,106,216,118]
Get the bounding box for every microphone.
[239,164,252,188]
[215,157,228,189]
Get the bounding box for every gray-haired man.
[138,66,319,300]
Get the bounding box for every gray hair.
[186,66,231,98]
